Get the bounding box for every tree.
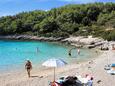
[39,17,59,33]
[60,23,79,34]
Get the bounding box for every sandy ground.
[0,50,115,86]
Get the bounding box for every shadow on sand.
[30,75,43,78]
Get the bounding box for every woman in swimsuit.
[25,60,32,78]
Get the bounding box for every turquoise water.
[0,40,96,72]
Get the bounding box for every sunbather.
[61,76,82,86]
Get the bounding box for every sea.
[0,40,97,73]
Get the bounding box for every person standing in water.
[25,60,32,78]
[77,48,80,55]
[68,50,71,56]
[36,47,39,53]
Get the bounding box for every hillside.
[0,2,115,40]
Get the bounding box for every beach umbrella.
[42,58,67,81]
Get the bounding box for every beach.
[0,1,115,86]
[0,1,115,85]
[0,49,114,86]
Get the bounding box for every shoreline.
[0,35,65,42]
[0,35,105,48]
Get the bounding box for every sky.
[0,0,115,17]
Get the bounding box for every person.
[85,74,93,86]
[61,76,82,86]
[77,48,80,55]
[25,60,32,78]
[36,47,39,53]
[68,49,71,56]
[87,77,93,86]
[68,51,71,56]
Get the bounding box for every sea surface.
[0,40,97,73]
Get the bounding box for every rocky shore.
[0,35,113,49]
[0,35,64,42]
[62,36,109,49]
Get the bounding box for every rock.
[0,35,64,42]
[63,36,104,48]
[71,43,83,48]
[86,45,96,49]
[62,36,83,43]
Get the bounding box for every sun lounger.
[106,64,115,75]
[107,69,115,75]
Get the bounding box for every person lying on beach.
[25,60,32,78]
[61,76,82,86]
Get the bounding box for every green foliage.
[82,17,91,26]
[102,30,115,41]
[39,17,59,33]
[60,23,79,34]
[0,3,115,40]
